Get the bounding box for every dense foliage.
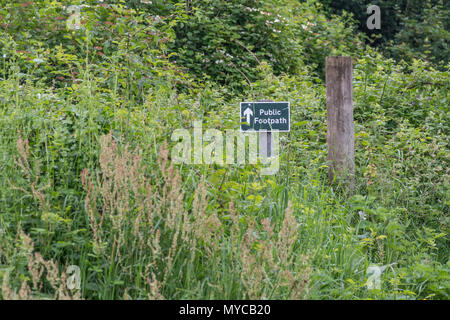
[0,0,448,300]
[318,0,449,67]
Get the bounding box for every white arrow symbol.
[243,107,253,125]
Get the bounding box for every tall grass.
[1,131,313,299]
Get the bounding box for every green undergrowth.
[0,0,448,300]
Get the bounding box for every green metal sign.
[240,102,290,132]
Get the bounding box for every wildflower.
[358,211,367,221]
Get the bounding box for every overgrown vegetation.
[319,0,449,67]
[0,0,448,300]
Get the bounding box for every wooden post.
[326,57,355,190]
[258,100,273,159]
[259,131,271,158]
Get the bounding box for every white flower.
[358,211,367,221]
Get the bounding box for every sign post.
[326,56,355,191]
[240,101,290,160]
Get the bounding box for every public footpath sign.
[240,101,290,132]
